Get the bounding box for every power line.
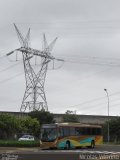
[0,72,24,84]
[88,102,120,112]
[76,98,120,112]
[0,61,22,73]
[58,55,120,61]
[63,59,120,67]
[56,55,120,67]
[86,103,120,115]
[68,91,120,109]
[76,67,113,82]
[0,55,6,60]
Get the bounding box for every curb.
[0,147,40,153]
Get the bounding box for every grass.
[0,140,40,147]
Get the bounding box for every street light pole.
[104,88,110,143]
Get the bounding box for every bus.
[40,123,103,149]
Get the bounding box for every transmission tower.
[7,24,63,112]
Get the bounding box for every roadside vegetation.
[28,110,55,125]
[103,117,120,144]
[63,110,79,123]
[0,113,40,140]
[0,111,54,147]
[0,140,39,147]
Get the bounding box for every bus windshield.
[41,127,57,142]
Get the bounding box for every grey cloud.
[0,0,120,115]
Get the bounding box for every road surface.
[0,145,120,160]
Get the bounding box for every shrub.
[0,140,40,147]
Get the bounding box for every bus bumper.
[40,140,57,149]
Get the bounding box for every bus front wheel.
[90,140,95,148]
[65,141,70,150]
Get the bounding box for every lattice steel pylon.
[7,24,63,112]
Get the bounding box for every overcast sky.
[0,0,120,116]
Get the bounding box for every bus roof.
[42,123,102,128]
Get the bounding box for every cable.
[56,56,120,67]
[0,61,22,73]
[0,55,6,59]
[58,55,120,61]
[87,103,120,113]
[0,55,6,60]
[0,72,24,84]
[68,91,120,109]
[86,103,120,115]
[76,95,120,111]
[64,59,120,67]
[48,60,65,70]
[76,98,120,112]
[77,67,113,82]
[6,54,23,62]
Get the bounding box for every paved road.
[1,145,120,153]
[0,145,120,160]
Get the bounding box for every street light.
[104,88,110,143]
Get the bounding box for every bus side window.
[59,127,64,137]
[96,128,102,135]
[82,128,86,135]
[86,128,92,135]
[91,128,97,135]
[75,127,81,136]
[91,128,94,135]
[70,127,76,136]
[63,127,70,137]
[99,128,102,135]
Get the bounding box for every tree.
[0,114,20,139]
[103,117,120,143]
[29,110,55,125]
[63,110,79,123]
[0,114,40,139]
[20,116,40,138]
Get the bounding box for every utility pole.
[104,88,110,143]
